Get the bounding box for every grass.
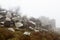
[0,27,60,40]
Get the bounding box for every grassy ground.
[0,27,60,40]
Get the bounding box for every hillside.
[0,8,59,40]
[0,27,60,40]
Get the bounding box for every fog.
[0,0,60,28]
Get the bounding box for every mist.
[0,0,60,28]
[0,0,60,39]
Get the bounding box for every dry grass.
[0,27,60,40]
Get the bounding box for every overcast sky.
[0,0,60,27]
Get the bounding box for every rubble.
[8,28,15,32]
[23,31,31,36]
[15,22,23,28]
